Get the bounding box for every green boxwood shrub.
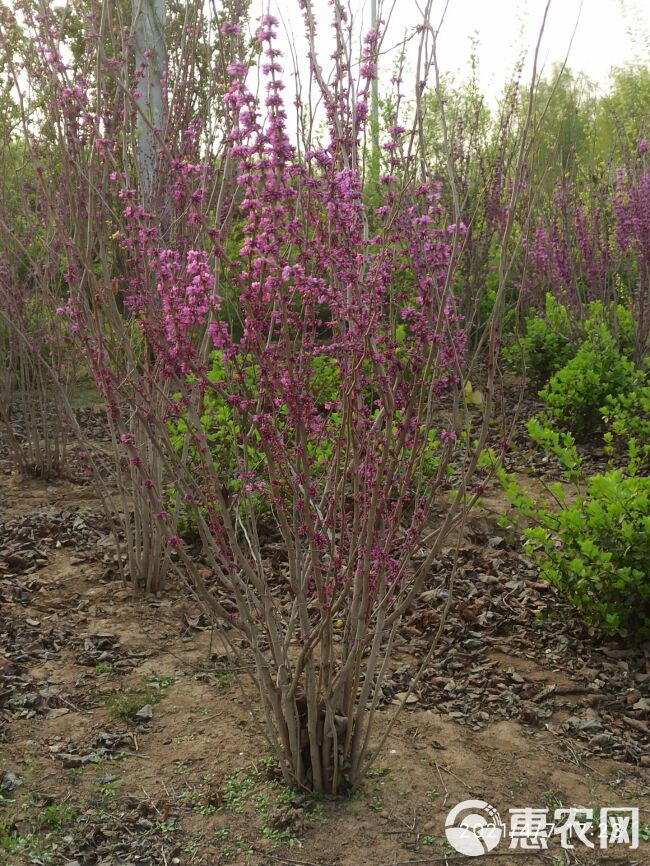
[506,294,575,385]
[601,371,650,467]
[538,324,636,439]
[506,294,634,388]
[499,419,650,642]
[524,472,650,641]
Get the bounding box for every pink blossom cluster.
[185,15,467,603]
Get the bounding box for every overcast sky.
[251,0,650,103]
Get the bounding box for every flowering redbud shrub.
[0,256,73,478]
[421,68,526,345]
[613,161,650,366]
[21,0,538,792]
[0,149,75,478]
[10,0,252,592]
[520,149,649,369]
[90,5,536,793]
[0,8,76,476]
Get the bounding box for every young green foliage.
[500,419,650,641]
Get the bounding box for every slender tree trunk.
[132,0,166,205]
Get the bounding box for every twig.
[57,694,86,714]
[140,786,162,816]
[437,763,473,791]
[434,760,449,807]
[385,808,418,834]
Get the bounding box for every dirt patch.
[1,456,649,866]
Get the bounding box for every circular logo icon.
[445,800,504,857]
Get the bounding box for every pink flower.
[221,21,242,36]
[166,536,184,548]
[227,61,248,78]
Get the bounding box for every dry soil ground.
[1,428,649,866]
